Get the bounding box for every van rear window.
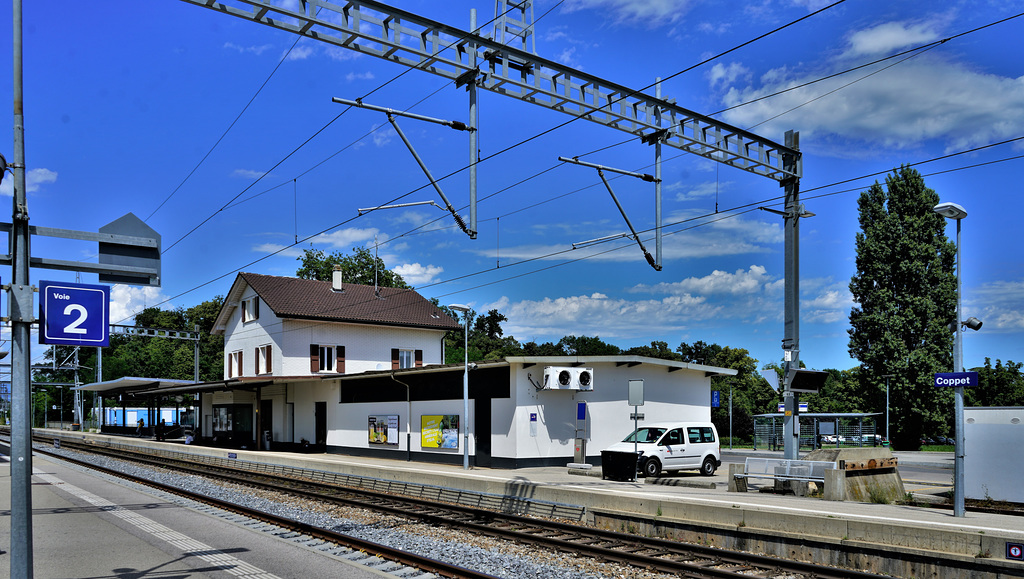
[687,426,716,443]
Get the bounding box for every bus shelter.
[753,412,883,451]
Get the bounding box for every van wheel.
[642,457,662,478]
[701,457,717,476]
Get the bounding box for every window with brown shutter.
[415,349,423,367]
[227,353,233,378]
[337,345,345,373]
[266,344,272,373]
[310,344,320,373]
[391,348,400,370]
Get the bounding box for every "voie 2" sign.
[39,280,110,347]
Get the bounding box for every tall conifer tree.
[848,166,957,449]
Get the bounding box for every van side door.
[657,427,686,469]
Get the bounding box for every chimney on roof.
[332,265,343,292]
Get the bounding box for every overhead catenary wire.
[108,4,1019,325]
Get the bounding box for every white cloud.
[668,180,731,202]
[232,169,268,179]
[718,55,1024,153]
[561,0,697,26]
[286,44,315,60]
[371,124,397,147]
[310,228,382,249]
[974,279,1024,331]
[841,19,946,58]
[109,285,171,326]
[484,290,720,342]
[555,46,580,68]
[392,262,443,286]
[345,71,375,82]
[632,265,774,296]
[223,42,273,56]
[252,243,304,258]
[1,168,57,196]
[707,62,749,89]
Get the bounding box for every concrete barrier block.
[728,463,747,492]
[825,468,845,501]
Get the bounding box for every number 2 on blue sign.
[39,280,110,347]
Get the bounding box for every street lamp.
[448,304,472,470]
[880,374,894,443]
[933,201,969,517]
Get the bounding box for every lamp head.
[963,317,983,331]
[448,303,470,313]
[933,202,967,220]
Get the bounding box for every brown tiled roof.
[238,272,461,331]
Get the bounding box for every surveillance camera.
[468,362,478,370]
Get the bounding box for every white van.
[604,422,721,477]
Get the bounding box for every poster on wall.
[421,414,459,449]
[368,415,399,446]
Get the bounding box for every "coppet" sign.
[933,372,979,388]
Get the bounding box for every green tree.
[623,340,680,361]
[296,247,410,288]
[848,166,957,450]
[968,358,1024,407]
[677,341,775,443]
[558,335,621,356]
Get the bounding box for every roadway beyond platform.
[32,430,1024,578]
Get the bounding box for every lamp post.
[933,201,967,518]
[881,374,894,443]
[448,304,472,470]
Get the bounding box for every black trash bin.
[601,450,638,481]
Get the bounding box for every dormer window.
[242,297,259,323]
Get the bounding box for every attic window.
[242,297,259,323]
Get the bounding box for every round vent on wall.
[558,370,572,386]
[578,370,592,388]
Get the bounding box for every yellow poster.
[421,414,459,448]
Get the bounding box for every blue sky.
[2,0,1022,373]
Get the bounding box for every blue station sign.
[933,372,979,388]
[39,280,110,347]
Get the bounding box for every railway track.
[34,434,889,579]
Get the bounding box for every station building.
[82,272,736,467]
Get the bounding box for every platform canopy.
[75,376,197,395]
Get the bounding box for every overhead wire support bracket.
[559,157,662,271]
[358,200,443,216]
[334,97,476,238]
[182,0,800,182]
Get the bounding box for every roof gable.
[213,272,460,334]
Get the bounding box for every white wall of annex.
[221,287,281,379]
[329,397,472,458]
[965,407,1023,502]
[490,363,711,460]
[279,320,444,376]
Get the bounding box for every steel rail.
[41,436,890,579]
[31,444,501,579]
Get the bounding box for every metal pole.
[953,218,965,517]
[781,130,800,460]
[468,9,478,240]
[462,311,469,470]
[728,383,733,450]
[654,79,662,268]
[194,324,200,383]
[10,0,36,573]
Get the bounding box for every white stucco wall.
[490,362,712,461]
[278,320,445,376]
[221,288,281,379]
[329,396,473,457]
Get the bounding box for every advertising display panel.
[421,414,459,449]
[368,415,399,446]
